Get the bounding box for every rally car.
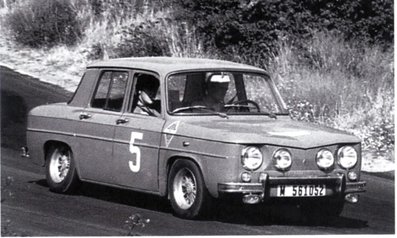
[24,57,366,219]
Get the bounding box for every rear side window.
[91,71,128,111]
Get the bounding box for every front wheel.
[168,160,212,219]
[45,145,80,193]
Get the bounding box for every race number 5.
[129,132,143,172]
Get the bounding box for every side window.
[129,73,161,117]
[167,74,186,111]
[91,71,128,111]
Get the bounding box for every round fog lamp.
[241,172,251,182]
[273,149,292,171]
[316,149,335,170]
[345,194,359,203]
[348,171,358,181]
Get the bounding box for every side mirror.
[139,91,153,105]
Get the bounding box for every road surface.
[1,66,394,235]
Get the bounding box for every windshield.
[167,71,288,116]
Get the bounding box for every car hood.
[173,117,360,149]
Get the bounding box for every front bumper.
[218,174,366,199]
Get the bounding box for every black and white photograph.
[0,0,394,236]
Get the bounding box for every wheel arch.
[44,140,71,158]
[43,140,81,177]
[165,154,216,219]
[160,153,207,198]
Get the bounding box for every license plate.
[277,184,326,197]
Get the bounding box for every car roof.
[87,57,267,76]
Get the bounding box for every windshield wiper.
[263,105,277,119]
[224,104,277,119]
[171,105,229,119]
[267,111,277,119]
[224,104,255,109]
[171,105,206,113]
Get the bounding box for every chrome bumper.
[345,181,367,193]
[218,174,366,196]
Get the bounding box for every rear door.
[75,69,130,184]
[113,72,165,192]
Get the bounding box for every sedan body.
[25,57,366,219]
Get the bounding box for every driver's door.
[112,72,165,192]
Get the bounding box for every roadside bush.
[172,0,393,60]
[268,30,394,156]
[86,0,148,19]
[74,0,189,59]
[5,0,82,47]
[115,20,171,57]
[113,17,208,58]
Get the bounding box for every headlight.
[316,149,335,170]
[338,146,357,169]
[273,149,292,171]
[241,146,263,170]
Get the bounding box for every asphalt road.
[1,66,395,235]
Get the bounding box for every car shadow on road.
[1,89,28,150]
[33,179,173,214]
[33,178,368,229]
[211,201,369,229]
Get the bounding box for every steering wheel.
[225,99,261,112]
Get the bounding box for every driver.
[193,74,230,112]
[133,75,161,117]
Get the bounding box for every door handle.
[116,118,129,125]
[79,112,92,120]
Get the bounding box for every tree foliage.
[172,0,393,59]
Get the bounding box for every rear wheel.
[168,159,212,219]
[45,145,80,193]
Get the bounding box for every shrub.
[115,20,171,57]
[268,30,394,155]
[74,0,187,59]
[171,0,393,60]
[5,0,82,47]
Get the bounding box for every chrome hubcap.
[173,168,197,210]
[49,149,70,183]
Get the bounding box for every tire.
[168,159,212,219]
[45,145,80,193]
